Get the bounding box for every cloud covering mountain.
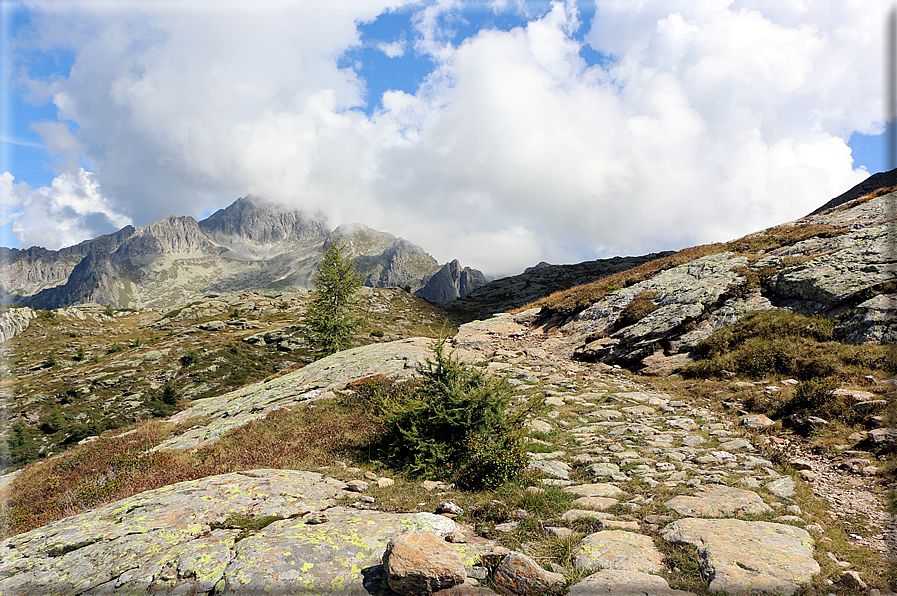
[2,0,880,276]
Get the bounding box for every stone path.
[445,311,893,595]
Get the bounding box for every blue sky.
[0,0,887,276]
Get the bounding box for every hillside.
[0,173,895,595]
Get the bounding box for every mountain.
[1,196,482,310]
[414,259,487,302]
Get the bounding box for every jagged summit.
[199,196,329,245]
[1,196,483,310]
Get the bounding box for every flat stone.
[526,459,571,480]
[741,414,775,430]
[831,389,876,402]
[665,418,698,431]
[594,518,641,531]
[573,530,664,574]
[569,570,696,595]
[664,484,772,517]
[765,476,797,498]
[571,496,618,511]
[622,405,657,416]
[563,483,625,498]
[682,435,705,447]
[589,462,622,477]
[718,438,754,452]
[527,419,553,433]
[561,509,614,523]
[662,518,819,595]
[544,527,577,539]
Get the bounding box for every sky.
[0,0,888,277]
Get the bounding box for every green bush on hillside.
[354,342,540,489]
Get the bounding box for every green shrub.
[43,350,56,368]
[370,330,385,338]
[107,343,126,354]
[455,429,529,490]
[58,387,83,404]
[40,408,65,434]
[179,350,199,367]
[74,346,85,362]
[363,342,542,489]
[161,384,178,406]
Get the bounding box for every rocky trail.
[1,311,894,595]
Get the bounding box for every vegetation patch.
[614,290,660,329]
[682,310,897,381]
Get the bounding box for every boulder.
[492,552,565,595]
[383,531,466,595]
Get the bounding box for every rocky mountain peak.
[199,195,329,245]
[415,259,487,302]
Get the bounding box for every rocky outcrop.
[444,252,675,319]
[0,307,36,343]
[549,172,897,373]
[415,260,486,303]
[662,518,819,595]
[0,469,479,595]
[150,337,463,452]
[572,253,750,365]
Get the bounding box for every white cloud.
[8,0,880,276]
[378,39,407,58]
[1,169,131,250]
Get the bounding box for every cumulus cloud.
[378,39,407,58]
[7,0,880,276]
[1,169,131,250]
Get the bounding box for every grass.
[683,310,897,383]
[0,401,379,538]
[3,287,453,471]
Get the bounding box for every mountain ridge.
[0,196,486,310]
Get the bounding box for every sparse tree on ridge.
[303,238,366,358]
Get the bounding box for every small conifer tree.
[303,238,366,357]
